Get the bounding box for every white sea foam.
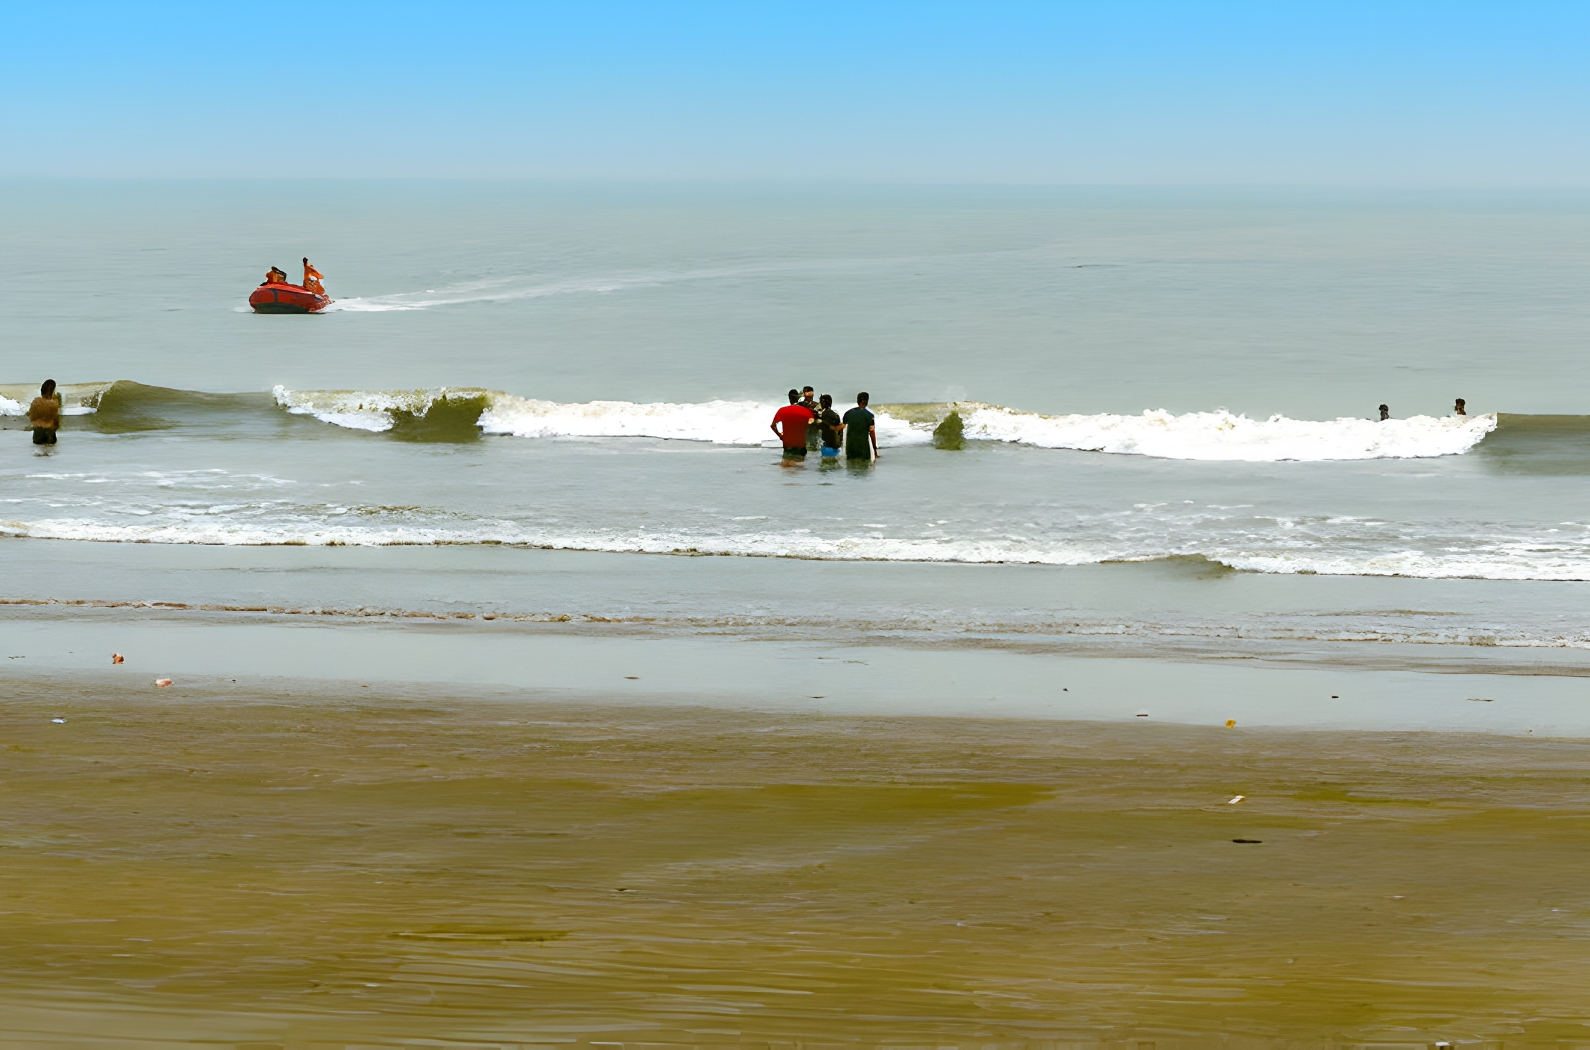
[7,455,1590,581]
[9,512,1590,582]
[0,387,103,416]
[276,386,1493,461]
[273,386,926,447]
[271,385,490,432]
[4,381,1503,461]
[957,405,1497,461]
[480,394,776,443]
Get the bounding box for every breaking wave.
[9,509,1590,582]
[0,381,111,418]
[953,403,1495,460]
[0,379,1509,461]
[272,387,1498,461]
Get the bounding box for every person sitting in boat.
[302,257,326,296]
[261,266,288,286]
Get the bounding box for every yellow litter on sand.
[1228,795,1245,804]
[1224,718,1236,728]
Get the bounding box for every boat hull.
[249,283,332,314]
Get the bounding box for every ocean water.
[4,182,1590,663]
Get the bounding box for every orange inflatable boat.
[249,282,333,314]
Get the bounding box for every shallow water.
[9,539,1590,664]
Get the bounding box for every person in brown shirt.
[28,379,60,446]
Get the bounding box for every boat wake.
[324,262,799,313]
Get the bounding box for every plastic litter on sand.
[1224,718,1236,728]
[50,718,66,724]
[154,678,172,688]
[1228,795,1245,804]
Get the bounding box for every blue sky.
[3,2,1588,183]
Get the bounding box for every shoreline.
[5,610,1590,736]
[5,539,1590,736]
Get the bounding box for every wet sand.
[3,681,1588,1047]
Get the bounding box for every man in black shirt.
[816,394,843,459]
[842,392,878,462]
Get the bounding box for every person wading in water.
[843,392,879,462]
[29,379,61,447]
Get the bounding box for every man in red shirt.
[770,388,816,460]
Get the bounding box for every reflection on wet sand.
[3,683,1587,1046]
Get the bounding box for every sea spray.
[933,408,965,450]
[272,386,493,438]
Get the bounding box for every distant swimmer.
[843,392,878,462]
[1379,404,1390,421]
[816,394,843,460]
[28,379,61,446]
[1454,398,1466,416]
[302,257,326,296]
[261,266,288,286]
[770,388,816,460]
[798,386,821,450]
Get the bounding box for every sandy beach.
[3,681,1587,1047]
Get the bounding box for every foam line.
[275,386,1495,460]
[959,405,1496,461]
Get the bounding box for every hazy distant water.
[5,181,1590,604]
[7,181,1590,413]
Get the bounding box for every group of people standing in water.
[770,387,879,463]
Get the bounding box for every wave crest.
[272,385,491,442]
[9,380,1501,461]
[266,387,1504,460]
[0,381,114,418]
[954,403,1496,461]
